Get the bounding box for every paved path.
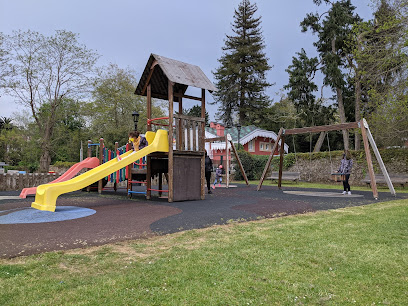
[0,185,405,258]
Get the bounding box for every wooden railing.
[173,114,205,153]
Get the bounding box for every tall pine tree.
[284,48,336,152]
[285,48,320,127]
[213,0,272,127]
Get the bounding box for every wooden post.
[257,128,283,191]
[229,138,249,185]
[178,91,183,150]
[360,119,378,199]
[147,84,152,132]
[87,140,92,192]
[98,138,104,194]
[363,119,395,196]
[114,142,118,192]
[226,134,229,188]
[126,143,131,198]
[278,135,285,189]
[186,120,191,151]
[159,172,163,197]
[146,83,152,199]
[200,88,206,199]
[168,80,174,202]
[146,156,151,200]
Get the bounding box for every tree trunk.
[39,147,51,173]
[332,37,349,150]
[354,76,362,150]
[313,131,326,152]
[354,35,363,151]
[336,87,349,150]
[38,117,55,173]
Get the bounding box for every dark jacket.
[139,136,148,150]
[215,168,223,179]
[205,156,213,173]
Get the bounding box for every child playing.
[117,130,147,161]
[213,165,223,189]
[128,130,148,152]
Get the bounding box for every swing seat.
[269,172,301,182]
[331,173,345,182]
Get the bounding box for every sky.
[0,0,375,121]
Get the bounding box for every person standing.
[338,150,353,195]
[205,151,213,194]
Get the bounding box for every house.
[205,122,288,167]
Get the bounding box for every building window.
[248,140,255,152]
[260,141,272,152]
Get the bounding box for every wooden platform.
[131,168,147,175]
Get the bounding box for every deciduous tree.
[4,30,99,172]
[0,32,9,92]
[87,64,165,148]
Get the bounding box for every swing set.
[290,127,341,182]
[257,119,396,199]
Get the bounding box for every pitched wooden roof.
[135,54,216,102]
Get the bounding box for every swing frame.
[257,119,396,199]
[205,133,249,187]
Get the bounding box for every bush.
[233,150,298,180]
[4,165,22,172]
[52,161,77,168]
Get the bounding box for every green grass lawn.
[1,198,407,304]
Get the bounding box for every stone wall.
[290,156,363,185]
[0,173,62,191]
[287,151,408,186]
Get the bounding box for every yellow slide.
[31,130,169,212]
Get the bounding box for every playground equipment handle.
[147,117,170,127]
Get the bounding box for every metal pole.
[80,141,83,162]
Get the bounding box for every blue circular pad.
[0,206,96,224]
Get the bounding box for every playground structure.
[86,138,142,194]
[257,119,396,199]
[29,54,221,211]
[31,130,169,212]
[134,54,218,202]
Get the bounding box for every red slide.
[19,157,100,198]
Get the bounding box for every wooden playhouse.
[134,54,217,202]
